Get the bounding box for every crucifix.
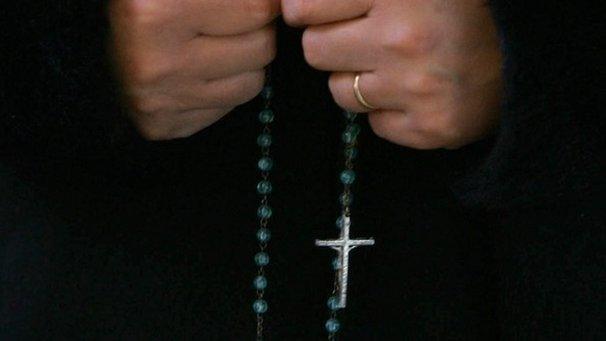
[315,215,375,308]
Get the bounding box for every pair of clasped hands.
[110,0,502,149]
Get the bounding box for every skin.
[109,0,281,140]
[110,0,502,149]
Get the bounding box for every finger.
[329,70,451,113]
[180,70,266,110]
[130,70,265,114]
[329,72,379,113]
[329,72,407,113]
[200,70,266,108]
[282,0,373,26]
[109,0,185,38]
[302,19,379,72]
[109,1,192,56]
[134,107,230,141]
[368,111,446,150]
[183,0,281,36]
[182,25,276,79]
[113,0,280,39]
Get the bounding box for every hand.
[282,0,503,149]
[109,0,280,140]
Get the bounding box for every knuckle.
[127,53,174,86]
[327,75,348,109]
[403,72,443,96]
[116,0,170,26]
[301,30,323,68]
[226,72,265,106]
[243,0,276,24]
[368,115,396,141]
[381,25,435,56]
[283,1,313,26]
[257,27,277,67]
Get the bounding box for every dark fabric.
[1,1,604,339]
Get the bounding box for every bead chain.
[326,111,360,339]
[252,72,361,340]
[253,73,275,340]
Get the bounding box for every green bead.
[257,205,273,219]
[347,123,361,136]
[345,147,358,159]
[340,170,356,185]
[342,124,361,144]
[342,131,355,144]
[327,296,340,311]
[257,157,274,171]
[253,299,269,314]
[261,86,274,100]
[256,228,271,242]
[257,181,273,195]
[255,252,270,266]
[257,134,272,147]
[253,275,268,290]
[325,318,341,333]
[339,193,353,206]
[258,109,274,124]
[343,111,358,121]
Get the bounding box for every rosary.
[251,71,375,340]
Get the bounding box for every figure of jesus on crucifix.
[316,215,375,308]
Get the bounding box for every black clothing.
[1,1,604,339]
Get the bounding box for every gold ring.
[353,73,377,111]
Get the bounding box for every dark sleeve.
[446,1,603,208]
[444,1,605,338]
[0,1,260,171]
[1,1,136,158]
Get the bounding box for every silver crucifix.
[315,215,375,308]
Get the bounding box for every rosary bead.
[257,205,273,219]
[345,147,358,160]
[257,134,272,147]
[255,252,270,266]
[325,318,341,333]
[257,181,273,195]
[256,228,271,243]
[253,275,268,290]
[339,193,353,206]
[261,86,274,100]
[327,296,340,311]
[257,157,274,171]
[343,111,358,121]
[347,123,361,137]
[340,170,356,185]
[341,131,356,144]
[342,124,361,144]
[253,299,269,314]
[258,109,275,124]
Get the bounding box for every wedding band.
[353,73,377,111]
